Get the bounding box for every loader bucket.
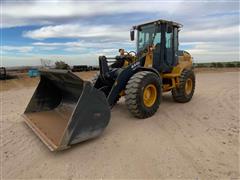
[22,69,110,151]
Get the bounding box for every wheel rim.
[143,84,157,107]
[185,78,193,95]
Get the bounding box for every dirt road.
[1,70,239,179]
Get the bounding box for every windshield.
[137,24,160,53]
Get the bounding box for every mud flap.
[22,69,110,151]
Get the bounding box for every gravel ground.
[1,70,239,179]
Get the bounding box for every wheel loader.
[23,19,195,151]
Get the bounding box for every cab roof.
[133,19,183,29]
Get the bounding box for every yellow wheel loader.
[23,19,195,151]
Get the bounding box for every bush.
[225,63,236,67]
[211,62,217,68]
[55,61,70,69]
[235,62,240,67]
[216,62,224,68]
[195,63,208,68]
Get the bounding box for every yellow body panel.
[120,51,193,95]
[123,61,129,67]
[162,51,193,92]
[144,53,153,68]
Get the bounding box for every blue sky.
[1,0,239,67]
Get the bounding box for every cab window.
[165,28,173,48]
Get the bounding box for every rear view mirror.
[130,29,135,41]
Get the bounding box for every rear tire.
[172,69,195,103]
[125,71,162,119]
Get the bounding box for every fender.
[136,67,161,78]
[107,64,161,106]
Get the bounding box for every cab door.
[164,25,179,71]
[165,24,173,70]
[152,24,179,72]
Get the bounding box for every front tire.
[125,71,162,119]
[172,69,195,103]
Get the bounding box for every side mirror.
[130,29,135,41]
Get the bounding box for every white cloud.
[1,1,239,65]
[23,24,128,40]
[2,1,238,28]
[186,42,239,62]
[38,46,58,51]
[2,1,183,28]
[180,25,239,43]
[2,46,34,53]
[33,40,132,47]
[32,40,134,53]
[2,54,99,67]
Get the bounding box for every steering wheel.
[127,51,137,56]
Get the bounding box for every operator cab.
[130,19,182,72]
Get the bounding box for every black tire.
[172,69,195,103]
[125,71,162,119]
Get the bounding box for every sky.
[1,0,239,67]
